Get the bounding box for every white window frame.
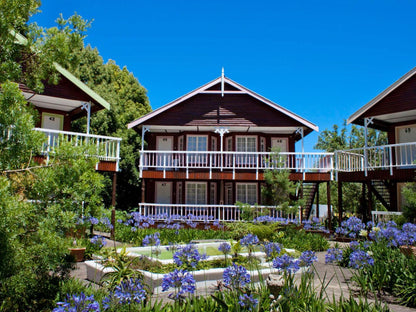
[186,135,208,151]
[185,182,207,205]
[236,183,258,205]
[210,182,217,204]
[235,135,257,152]
[176,182,183,204]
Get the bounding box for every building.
[337,66,416,217]
[128,72,333,220]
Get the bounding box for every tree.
[314,121,387,217]
[70,46,151,209]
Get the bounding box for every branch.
[1,164,54,174]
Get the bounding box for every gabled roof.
[347,67,416,127]
[128,76,318,132]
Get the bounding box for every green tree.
[70,46,151,209]
[314,121,387,217]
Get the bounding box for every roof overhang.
[347,67,416,130]
[128,76,319,133]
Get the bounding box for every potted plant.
[68,239,86,262]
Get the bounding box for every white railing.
[34,128,121,169]
[334,142,416,175]
[138,203,298,222]
[139,150,334,179]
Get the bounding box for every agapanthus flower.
[349,241,360,250]
[223,263,251,289]
[102,278,146,309]
[218,242,231,254]
[90,235,107,248]
[348,250,374,269]
[325,248,343,264]
[238,293,259,311]
[299,250,317,267]
[89,217,99,225]
[161,269,196,300]
[53,292,100,312]
[173,244,204,269]
[263,242,281,259]
[142,232,161,247]
[272,254,300,273]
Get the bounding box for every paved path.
[70,240,416,312]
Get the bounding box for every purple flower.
[223,263,251,289]
[90,235,107,248]
[349,241,360,250]
[240,234,259,248]
[103,278,146,309]
[162,269,196,300]
[325,248,343,264]
[263,242,281,259]
[336,216,365,238]
[299,250,317,267]
[89,217,99,225]
[349,250,374,269]
[53,293,100,312]
[238,293,259,311]
[142,232,161,247]
[173,244,204,269]
[272,254,300,273]
[218,242,231,254]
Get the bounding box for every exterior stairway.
[369,180,391,210]
[301,182,319,219]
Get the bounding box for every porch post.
[111,172,117,240]
[214,127,229,171]
[141,179,146,203]
[140,126,150,178]
[315,182,320,219]
[81,102,92,135]
[364,117,374,177]
[326,181,332,231]
[338,181,343,224]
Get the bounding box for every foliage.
[276,226,330,252]
[261,148,302,210]
[402,182,416,223]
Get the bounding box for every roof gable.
[128,76,318,132]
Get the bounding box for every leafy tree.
[70,46,151,209]
[314,121,387,217]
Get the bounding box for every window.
[211,137,217,151]
[176,182,183,204]
[260,137,266,152]
[236,183,257,205]
[236,136,257,165]
[226,137,233,151]
[186,182,207,204]
[210,182,217,204]
[187,135,208,164]
[178,136,184,151]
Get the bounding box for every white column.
[364,117,373,177]
[214,127,229,171]
[81,102,92,135]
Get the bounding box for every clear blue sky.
[32,1,416,151]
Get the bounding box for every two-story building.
[128,72,333,220]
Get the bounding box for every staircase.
[301,182,319,219]
[370,180,391,210]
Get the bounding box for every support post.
[363,117,374,177]
[111,172,117,240]
[316,182,320,219]
[141,179,146,203]
[361,182,368,223]
[327,181,332,231]
[81,102,92,135]
[366,181,373,223]
[215,127,229,171]
[338,181,343,224]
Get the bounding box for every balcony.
[34,128,121,171]
[139,150,334,179]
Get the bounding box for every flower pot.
[68,247,86,262]
[400,245,416,257]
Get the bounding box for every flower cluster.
[223,263,251,289]
[76,215,113,231]
[102,278,146,309]
[335,216,365,238]
[348,250,374,269]
[325,248,343,264]
[299,250,317,267]
[142,232,161,247]
[53,293,100,312]
[263,242,281,260]
[238,293,259,311]
[173,244,206,269]
[90,235,107,248]
[162,269,196,300]
[272,254,300,273]
[252,216,299,225]
[240,234,259,253]
[302,217,329,233]
[218,242,231,254]
[368,221,416,247]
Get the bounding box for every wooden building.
[128,72,332,220]
[338,66,416,216]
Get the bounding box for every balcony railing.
[139,150,334,179]
[34,128,121,170]
[139,203,299,222]
[334,142,416,175]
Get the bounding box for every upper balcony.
[34,128,121,172]
[140,150,334,181]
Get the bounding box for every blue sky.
[32,1,416,151]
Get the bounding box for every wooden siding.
[144,93,306,128]
[141,170,331,182]
[35,107,72,131]
[206,82,240,91]
[363,74,416,118]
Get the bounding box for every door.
[271,137,289,168]
[42,113,63,131]
[156,136,173,168]
[397,126,416,167]
[271,138,288,153]
[155,182,172,215]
